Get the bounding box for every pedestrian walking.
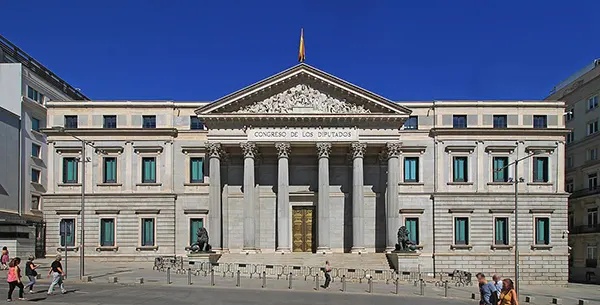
[492,274,503,298]
[24,256,38,293]
[1,246,9,270]
[476,273,498,305]
[47,255,66,295]
[499,278,519,305]
[321,260,332,289]
[6,257,25,302]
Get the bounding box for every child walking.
[1,246,9,270]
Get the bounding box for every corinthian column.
[317,142,332,252]
[386,142,401,252]
[207,142,222,250]
[276,142,291,252]
[241,142,258,252]
[351,142,367,253]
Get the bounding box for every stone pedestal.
[386,252,421,272]
[187,253,222,265]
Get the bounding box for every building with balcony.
[0,34,88,258]
[547,59,600,283]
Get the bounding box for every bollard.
[444,280,448,297]
[210,268,215,286]
[552,298,562,305]
[236,270,241,287]
[108,276,118,284]
[525,296,534,303]
[342,275,347,292]
[262,271,266,288]
[395,277,399,295]
[81,275,92,282]
[288,272,292,289]
[315,273,319,290]
[471,293,476,300]
[368,276,373,293]
[420,279,424,296]
[137,277,144,284]
[188,268,192,285]
[167,267,171,284]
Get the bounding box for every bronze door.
[292,206,315,252]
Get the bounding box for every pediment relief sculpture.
[234,84,371,114]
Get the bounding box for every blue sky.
[2,1,598,101]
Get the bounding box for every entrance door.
[292,206,315,252]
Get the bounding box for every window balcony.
[570,186,600,199]
[572,224,600,234]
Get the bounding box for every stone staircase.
[217,252,392,270]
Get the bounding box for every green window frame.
[453,157,468,182]
[404,157,419,182]
[141,218,155,247]
[59,218,75,247]
[454,217,469,245]
[31,117,40,131]
[533,157,549,182]
[62,157,78,184]
[189,218,204,245]
[494,217,509,245]
[535,217,550,245]
[32,143,41,157]
[190,158,204,183]
[405,218,419,245]
[31,169,40,183]
[100,218,115,247]
[103,157,117,183]
[142,157,156,183]
[493,157,509,182]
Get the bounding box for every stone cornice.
[41,128,178,137]
[430,128,570,137]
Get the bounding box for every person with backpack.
[24,256,38,293]
[476,273,498,305]
[499,278,519,305]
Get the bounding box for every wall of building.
[0,107,20,211]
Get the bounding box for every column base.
[351,247,367,254]
[317,247,332,254]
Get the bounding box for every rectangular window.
[405,218,419,245]
[62,157,78,183]
[189,218,204,245]
[588,173,598,190]
[566,109,574,121]
[103,115,117,128]
[64,115,78,129]
[142,115,156,128]
[588,208,598,227]
[190,158,204,183]
[27,86,44,104]
[59,219,75,247]
[587,148,598,161]
[566,132,575,144]
[403,157,419,182]
[568,213,574,231]
[404,116,418,130]
[493,157,509,182]
[494,217,509,245]
[31,196,40,210]
[453,157,468,182]
[587,121,598,136]
[452,115,467,128]
[100,218,115,247]
[31,117,40,132]
[454,217,469,245]
[31,169,40,183]
[566,180,574,193]
[532,157,549,182]
[587,246,598,260]
[31,143,41,158]
[535,217,550,245]
[190,116,205,130]
[103,157,117,183]
[493,115,507,128]
[567,156,574,169]
[533,115,547,129]
[588,96,598,110]
[142,157,156,183]
[141,218,155,246]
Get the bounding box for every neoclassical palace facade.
[42,64,569,283]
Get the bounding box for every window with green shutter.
[454,217,469,245]
[404,157,419,182]
[453,157,468,182]
[60,219,75,247]
[535,217,550,245]
[190,158,204,183]
[103,157,117,183]
[493,157,509,182]
[142,157,156,183]
[405,218,419,245]
[63,157,78,183]
[141,218,155,246]
[494,217,509,245]
[533,157,549,182]
[100,218,115,247]
[189,218,204,245]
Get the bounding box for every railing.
[571,224,600,234]
[569,186,600,199]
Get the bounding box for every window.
[142,115,156,128]
[454,217,469,245]
[189,218,204,245]
[27,86,44,104]
[142,157,156,183]
[587,148,598,161]
[404,116,418,130]
[494,217,509,245]
[568,213,574,231]
[62,157,78,184]
[405,218,419,245]
[588,96,598,110]
[566,180,574,193]
[31,117,40,132]
[453,115,467,128]
[31,169,40,183]
[404,157,419,182]
[587,121,598,136]
[31,143,41,158]
[31,196,40,210]
[103,115,117,129]
[588,173,598,190]
[59,219,75,247]
[532,157,549,183]
[588,208,598,228]
[190,158,204,183]
[533,115,547,128]
[141,218,155,246]
[566,109,574,121]
[64,115,78,128]
[190,116,205,130]
[587,246,598,260]
[493,157,509,182]
[453,157,468,182]
[493,115,507,128]
[103,157,117,183]
[567,156,574,169]
[534,217,550,245]
[566,132,575,144]
[100,219,115,247]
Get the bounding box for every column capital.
[386,142,402,159]
[316,142,332,158]
[206,142,223,159]
[241,142,258,158]
[351,142,367,159]
[275,142,291,159]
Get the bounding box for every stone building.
[42,64,569,284]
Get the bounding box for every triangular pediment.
[196,64,411,116]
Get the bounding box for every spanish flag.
[298,28,305,63]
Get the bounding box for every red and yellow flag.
[298,28,305,63]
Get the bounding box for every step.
[217,253,392,270]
